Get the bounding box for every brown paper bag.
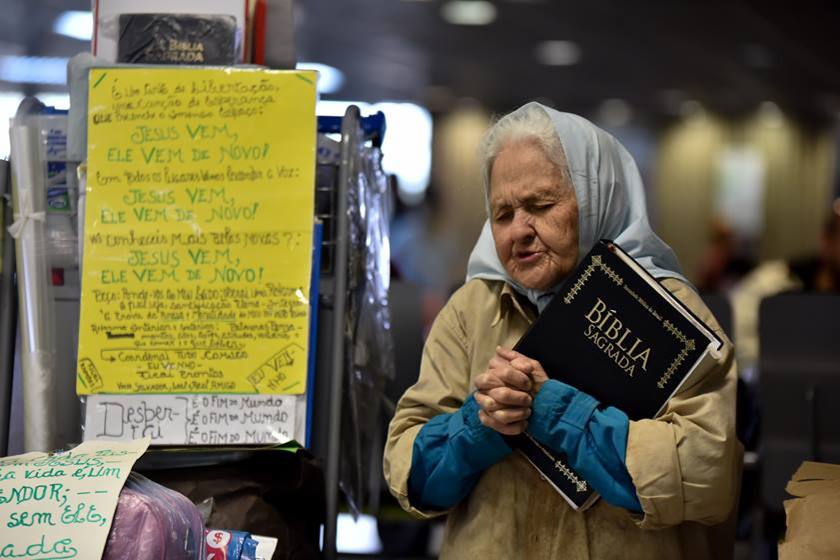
[778,461,840,560]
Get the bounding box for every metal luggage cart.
[313,106,391,560]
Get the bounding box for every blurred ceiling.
[3,0,840,124]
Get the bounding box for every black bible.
[507,240,723,510]
[117,14,237,65]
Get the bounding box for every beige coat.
[384,278,741,560]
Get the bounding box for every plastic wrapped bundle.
[103,473,204,560]
[10,106,82,452]
[341,135,395,516]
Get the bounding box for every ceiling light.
[535,40,581,66]
[597,98,632,127]
[0,56,68,85]
[296,62,345,94]
[441,1,497,26]
[53,11,93,41]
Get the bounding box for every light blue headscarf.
[466,102,689,312]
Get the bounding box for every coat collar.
[493,282,537,326]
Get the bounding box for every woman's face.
[489,139,580,291]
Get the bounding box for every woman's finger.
[474,391,500,413]
[496,346,522,362]
[493,366,532,392]
[498,347,546,379]
[488,354,508,370]
[498,348,536,373]
[487,385,532,407]
[478,410,529,436]
[492,406,531,424]
[477,365,531,392]
[474,372,504,391]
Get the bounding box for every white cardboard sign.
[84,394,300,445]
[0,438,150,560]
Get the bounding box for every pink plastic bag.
[103,473,204,560]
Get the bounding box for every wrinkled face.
[489,140,580,290]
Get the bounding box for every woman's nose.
[511,211,535,240]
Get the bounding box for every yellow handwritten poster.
[0,438,150,560]
[77,68,316,394]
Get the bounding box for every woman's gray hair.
[478,103,571,209]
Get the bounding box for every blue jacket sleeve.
[527,379,642,511]
[408,394,512,510]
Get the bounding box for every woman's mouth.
[515,250,541,264]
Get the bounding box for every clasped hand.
[474,347,549,436]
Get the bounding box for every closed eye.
[493,209,513,222]
[529,202,554,212]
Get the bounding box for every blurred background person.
[696,216,756,294]
[732,205,840,380]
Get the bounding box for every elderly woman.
[383,102,740,559]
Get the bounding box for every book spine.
[253,0,267,65]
